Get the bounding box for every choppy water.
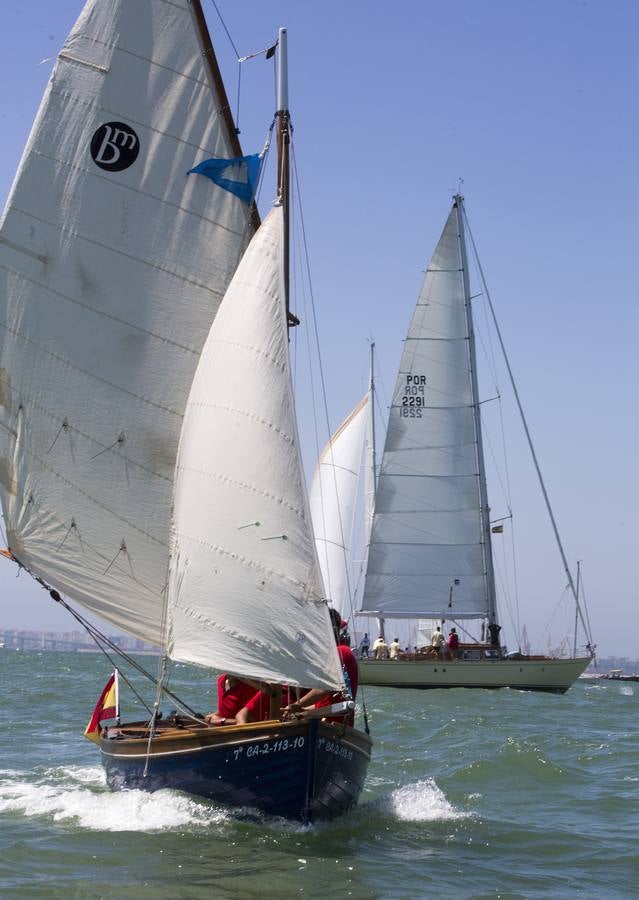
[0,650,636,898]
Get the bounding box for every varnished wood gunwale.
[101,717,372,760]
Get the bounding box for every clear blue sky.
[1,1,637,657]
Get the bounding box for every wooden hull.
[359,655,591,693]
[100,717,371,823]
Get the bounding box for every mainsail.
[360,203,492,620]
[167,207,343,690]
[309,395,370,614]
[0,0,253,644]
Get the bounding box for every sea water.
[0,650,636,898]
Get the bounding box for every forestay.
[360,205,490,620]
[0,0,253,644]
[167,207,343,690]
[309,395,369,614]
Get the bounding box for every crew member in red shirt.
[282,608,359,726]
[235,685,292,724]
[204,673,256,726]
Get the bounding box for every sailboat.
[0,0,370,822]
[311,196,594,693]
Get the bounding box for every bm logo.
[90,122,140,172]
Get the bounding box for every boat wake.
[0,765,467,833]
[0,765,229,832]
[367,778,469,823]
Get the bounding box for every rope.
[289,140,371,735]
[12,555,203,719]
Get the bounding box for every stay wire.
[289,141,370,735]
[17,557,202,719]
[205,1,242,130]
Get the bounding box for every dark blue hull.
[100,718,371,823]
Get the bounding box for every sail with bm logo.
[90,122,140,172]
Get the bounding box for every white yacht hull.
[359,656,591,693]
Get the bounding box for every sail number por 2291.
[400,374,425,418]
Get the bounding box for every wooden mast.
[189,0,260,234]
[275,27,299,328]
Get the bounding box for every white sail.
[0,0,253,644]
[360,205,490,620]
[309,394,369,613]
[167,207,343,690]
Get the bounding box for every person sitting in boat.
[204,673,257,726]
[234,685,294,724]
[447,628,459,659]
[358,633,371,658]
[372,635,388,659]
[282,608,359,726]
[389,637,401,660]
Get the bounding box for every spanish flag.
[84,670,119,744]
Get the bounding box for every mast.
[189,0,260,233]
[268,27,290,714]
[369,341,377,506]
[455,194,498,626]
[573,561,580,657]
[275,26,298,328]
[368,341,384,640]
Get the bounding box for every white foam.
[385,779,469,822]
[0,768,229,832]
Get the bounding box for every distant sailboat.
[0,1,370,821]
[312,196,594,693]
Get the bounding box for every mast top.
[277,27,288,113]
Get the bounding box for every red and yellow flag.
[84,671,119,744]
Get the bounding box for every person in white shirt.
[389,638,401,660]
[431,626,445,656]
[372,636,388,659]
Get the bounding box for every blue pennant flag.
[187,153,261,203]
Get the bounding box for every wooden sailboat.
[311,196,594,693]
[0,0,370,822]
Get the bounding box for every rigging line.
[576,567,594,647]
[535,584,571,650]
[482,424,513,519]
[508,514,521,650]
[203,1,246,140]
[468,236,519,635]
[463,205,592,647]
[290,139,354,612]
[206,0,241,56]
[17,557,201,717]
[289,140,370,724]
[45,588,152,714]
[492,533,519,647]
[291,150,345,626]
[146,553,174,773]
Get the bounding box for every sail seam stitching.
[0,264,200,357]
[176,466,304,518]
[176,532,310,590]
[0,376,173,483]
[0,319,183,418]
[46,85,221,159]
[206,334,286,372]
[5,204,234,298]
[187,402,295,446]
[73,26,214,94]
[13,453,167,551]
